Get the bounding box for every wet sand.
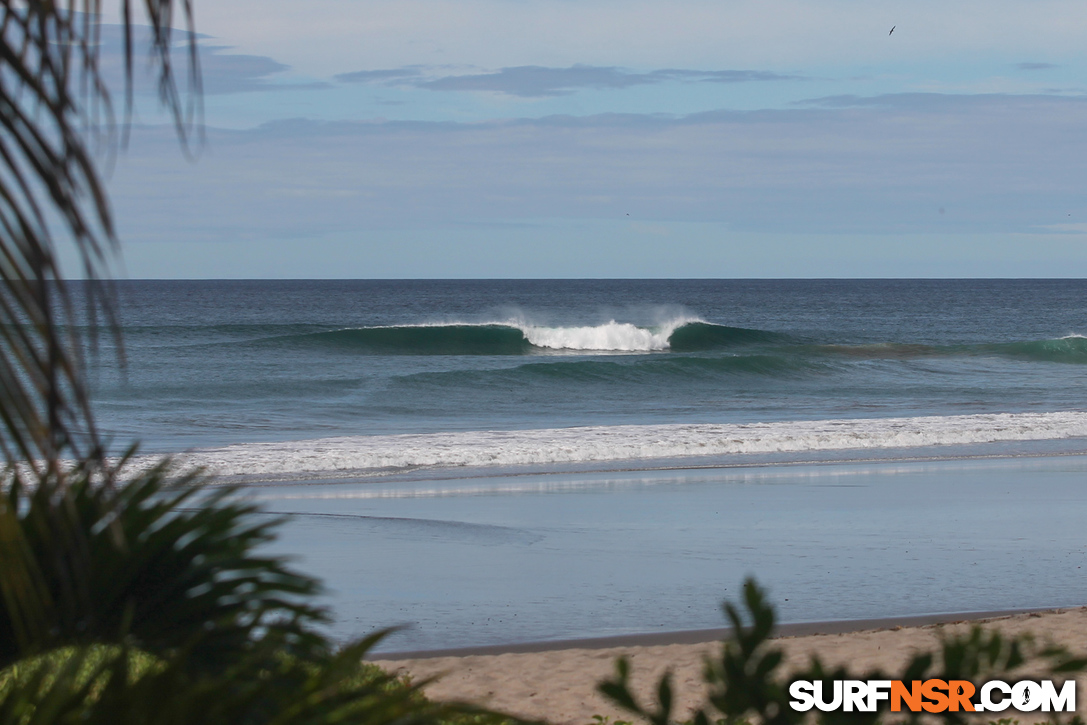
[375,608,1087,724]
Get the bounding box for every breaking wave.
[221,319,1087,364]
[977,335,1087,363]
[260,319,781,355]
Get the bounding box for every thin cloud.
[1017,62,1060,71]
[94,24,329,94]
[334,68,424,83]
[112,92,1087,243]
[794,93,1026,110]
[689,70,801,84]
[200,46,331,94]
[336,64,802,97]
[422,65,652,96]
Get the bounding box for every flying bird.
[889,25,895,35]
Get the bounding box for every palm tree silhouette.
[0,5,468,722]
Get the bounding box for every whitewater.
[158,411,1087,482]
[500,318,684,351]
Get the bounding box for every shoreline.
[369,606,1066,659]
[228,443,1087,487]
[232,443,1087,490]
[374,607,1087,724]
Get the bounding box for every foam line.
[155,411,1087,480]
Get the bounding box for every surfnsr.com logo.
[788,679,1076,713]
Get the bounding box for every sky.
[90,0,1087,277]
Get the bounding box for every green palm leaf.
[0,461,329,671]
[0,0,204,667]
[0,636,506,725]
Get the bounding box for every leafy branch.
[600,579,1086,725]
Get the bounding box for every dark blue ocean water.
[93,279,1087,473]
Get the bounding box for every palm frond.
[0,0,199,473]
[0,636,508,725]
[0,460,329,672]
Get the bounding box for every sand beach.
[375,608,1087,724]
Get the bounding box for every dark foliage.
[0,460,328,672]
[600,579,1087,725]
[0,634,508,725]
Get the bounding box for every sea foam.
[160,411,1087,481]
[518,319,683,351]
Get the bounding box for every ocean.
[91,279,1087,650]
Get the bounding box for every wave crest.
[297,324,529,355]
[982,336,1087,363]
[270,319,773,355]
[814,336,1087,364]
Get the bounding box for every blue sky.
[94,0,1087,277]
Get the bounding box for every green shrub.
[599,579,1087,725]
